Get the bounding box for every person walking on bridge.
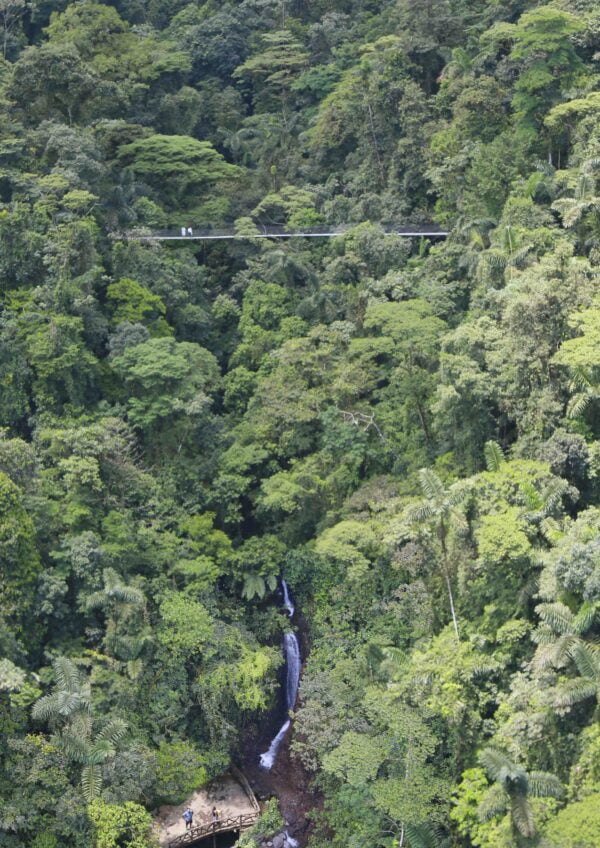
[183,808,193,830]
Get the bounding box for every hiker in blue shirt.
[183,808,193,830]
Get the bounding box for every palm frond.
[68,711,92,740]
[479,748,515,781]
[573,602,598,635]
[95,718,128,748]
[405,821,449,848]
[81,764,102,802]
[52,657,82,693]
[528,772,564,799]
[531,623,555,646]
[126,659,144,680]
[55,691,88,718]
[536,602,574,636]
[59,732,90,764]
[554,677,598,708]
[405,502,436,524]
[532,635,578,670]
[32,693,61,722]
[568,642,600,680]
[570,366,594,391]
[484,441,504,472]
[107,584,145,605]
[85,591,106,611]
[567,390,592,419]
[510,792,535,838]
[447,485,468,508]
[541,479,569,516]
[478,784,509,822]
[508,244,533,268]
[419,468,446,502]
[88,739,117,764]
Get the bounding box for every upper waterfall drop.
[282,579,295,618]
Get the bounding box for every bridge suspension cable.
[115,224,449,242]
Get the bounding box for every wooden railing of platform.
[168,813,259,847]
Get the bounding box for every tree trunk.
[442,562,459,640]
[440,522,459,640]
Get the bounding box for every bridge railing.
[168,812,259,848]
[113,224,448,241]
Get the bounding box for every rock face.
[260,831,298,848]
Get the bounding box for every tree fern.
[265,573,278,592]
[242,573,266,600]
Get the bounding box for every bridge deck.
[168,813,259,847]
[117,224,448,242]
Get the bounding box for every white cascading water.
[259,582,301,770]
[282,579,295,617]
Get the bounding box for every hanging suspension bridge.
[116,224,449,242]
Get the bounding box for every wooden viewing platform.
[116,224,449,242]
[168,812,259,847]
[155,768,260,848]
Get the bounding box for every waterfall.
[282,579,295,618]
[284,632,300,710]
[259,582,301,771]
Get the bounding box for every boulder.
[272,835,285,848]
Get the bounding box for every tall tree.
[406,469,467,639]
[478,748,563,838]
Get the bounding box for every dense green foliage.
[1,1,600,846]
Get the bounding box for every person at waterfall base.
[211,807,219,825]
[183,808,193,830]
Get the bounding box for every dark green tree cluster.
[2,1,600,847]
